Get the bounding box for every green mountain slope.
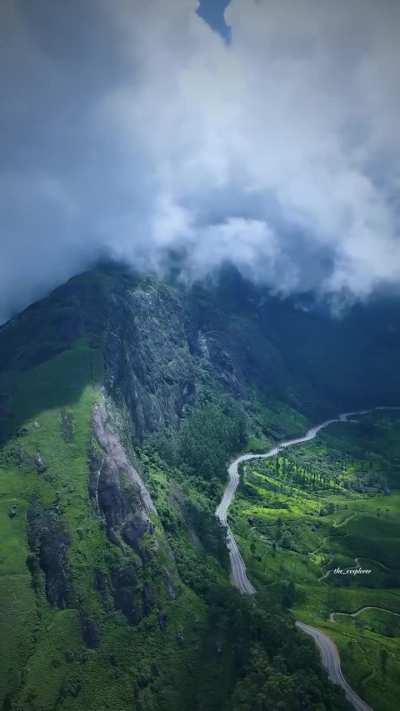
[1,264,398,710]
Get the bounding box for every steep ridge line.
[215,406,400,710]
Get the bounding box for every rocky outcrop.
[80,616,100,649]
[27,501,72,608]
[103,282,197,440]
[91,398,155,543]
[110,564,143,624]
[34,452,47,473]
[89,396,181,624]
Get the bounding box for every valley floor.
[230,410,400,711]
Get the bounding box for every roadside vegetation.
[231,411,400,711]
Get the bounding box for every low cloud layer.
[1,0,400,322]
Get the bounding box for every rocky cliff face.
[103,280,197,439]
[27,501,72,609]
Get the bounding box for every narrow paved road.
[295,621,373,711]
[215,409,372,595]
[330,606,400,623]
[215,406,399,710]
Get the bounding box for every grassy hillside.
[0,338,222,710]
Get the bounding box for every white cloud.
[1,0,399,322]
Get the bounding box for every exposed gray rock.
[110,564,144,624]
[34,452,47,473]
[122,511,153,553]
[80,617,99,649]
[27,502,71,608]
[92,398,156,519]
[89,403,167,624]
[163,566,178,600]
[103,283,196,440]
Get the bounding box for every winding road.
[215,407,399,711]
[330,606,400,623]
[295,621,373,711]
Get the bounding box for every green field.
[231,411,400,711]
